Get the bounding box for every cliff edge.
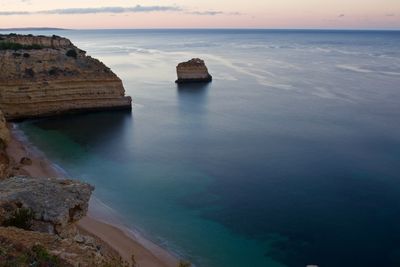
[0,34,132,120]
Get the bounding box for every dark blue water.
[9,29,400,267]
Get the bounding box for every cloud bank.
[0,5,182,15]
[0,5,242,17]
[187,11,224,16]
[187,11,241,16]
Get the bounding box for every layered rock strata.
[0,34,132,120]
[176,58,212,83]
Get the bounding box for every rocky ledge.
[176,58,212,84]
[0,226,125,266]
[0,34,132,120]
[0,176,93,236]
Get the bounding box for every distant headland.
[0,27,68,31]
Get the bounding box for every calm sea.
[7,29,400,267]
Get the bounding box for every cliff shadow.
[20,110,133,160]
[176,82,211,93]
[176,82,211,104]
[176,82,211,133]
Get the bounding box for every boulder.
[0,176,94,236]
[176,58,212,83]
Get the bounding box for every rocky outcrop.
[0,176,93,236]
[176,58,212,83]
[0,34,132,120]
[0,227,125,266]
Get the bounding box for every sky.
[0,0,399,29]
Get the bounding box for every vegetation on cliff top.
[66,49,78,59]
[0,237,68,267]
[0,41,44,51]
[2,208,34,230]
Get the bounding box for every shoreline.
[6,123,179,267]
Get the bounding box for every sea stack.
[176,58,212,84]
[0,34,132,120]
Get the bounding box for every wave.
[337,64,400,76]
[336,64,374,73]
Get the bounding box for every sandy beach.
[6,124,179,267]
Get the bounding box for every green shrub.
[0,41,44,50]
[0,238,67,267]
[49,67,60,76]
[24,68,35,78]
[66,49,78,59]
[2,208,34,230]
[31,244,61,264]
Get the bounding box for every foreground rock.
[176,58,212,83]
[0,34,132,120]
[0,176,93,236]
[0,226,125,266]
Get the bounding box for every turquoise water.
[10,29,400,267]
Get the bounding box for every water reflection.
[176,82,211,110]
[176,82,211,131]
[26,110,133,161]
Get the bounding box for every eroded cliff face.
[0,35,129,266]
[0,34,132,120]
[0,176,94,236]
[0,176,126,266]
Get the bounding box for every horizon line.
[0,27,399,31]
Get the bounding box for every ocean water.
[8,29,400,267]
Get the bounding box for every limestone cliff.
[176,58,212,83]
[0,34,132,120]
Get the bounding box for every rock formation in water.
[176,58,212,83]
[0,34,132,120]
